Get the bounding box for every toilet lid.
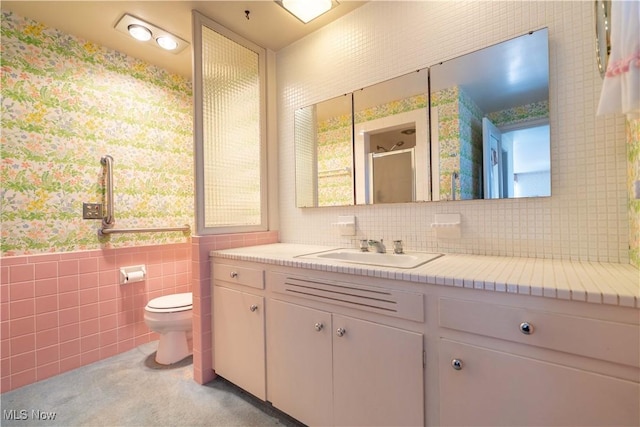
[145,292,192,313]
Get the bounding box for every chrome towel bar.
[98,155,191,237]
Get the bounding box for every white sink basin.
[296,249,443,269]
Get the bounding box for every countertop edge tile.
[209,244,640,308]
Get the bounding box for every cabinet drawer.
[439,298,639,367]
[213,263,264,290]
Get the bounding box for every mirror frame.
[595,0,612,78]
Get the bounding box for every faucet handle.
[359,239,369,252]
[393,240,404,254]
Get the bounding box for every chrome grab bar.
[100,155,115,228]
[98,155,191,237]
[99,225,191,236]
[451,172,459,201]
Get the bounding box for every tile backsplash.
[277,1,630,264]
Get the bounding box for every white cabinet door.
[333,314,424,427]
[439,339,640,426]
[266,299,333,426]
[213,286,266,400]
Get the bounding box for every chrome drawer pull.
[314,323,324,332]
[336,327,346,337]
[519,322,533,335]
[249,304,258,312]
[451,359,463,370]
[230,271,238,278]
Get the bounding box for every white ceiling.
[2,1,366,78]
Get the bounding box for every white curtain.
[597,0,640,118]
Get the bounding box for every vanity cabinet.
[266,300,333,426]
[210,253,639,427]
[439,339,639,426]
[438,298,640,426]
[212,264,266,400]
[267,298,424,427]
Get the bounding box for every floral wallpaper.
[486,101,549,128]
[628,117,640,268]
[1,11,193,256]
[458,89,483,200]
[317,114,353,206]
[354,94,427,124]
[432,86,482,200]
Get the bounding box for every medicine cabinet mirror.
[430,28,550,200]
[295,94,353,208]
[294,27,550,207]
[353,69,429,204]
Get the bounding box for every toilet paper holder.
[120,265,147,284]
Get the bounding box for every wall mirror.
[294,27,550,207]
[353,69,430,204]
[295,94,353,207]
[430,28,550,200]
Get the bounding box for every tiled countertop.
[211,243,640,308]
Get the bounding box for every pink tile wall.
[0,242,191,393]
[191,231,278,385]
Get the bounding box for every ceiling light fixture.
[114,14,189,54]
[156,36,178,51]
[128,24,152,41]
[276,0,338,24]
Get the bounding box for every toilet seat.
[145,292,192,313]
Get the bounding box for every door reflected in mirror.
[483,119,550,198]
[430,27,550,200]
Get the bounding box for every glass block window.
[194,13,267,233]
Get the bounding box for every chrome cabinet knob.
[336,327,346,337]
[314,323,324,332]
[519,322,533,335]
[230,271,238,278]
[451,359,463,370]
[249,304,258,312]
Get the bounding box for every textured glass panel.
[201,26,261,227]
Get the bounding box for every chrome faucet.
[368,239,386,253]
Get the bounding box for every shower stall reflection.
[369,148,415,203]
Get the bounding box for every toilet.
[144,292,193,365]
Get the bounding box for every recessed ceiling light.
[277,0,337,24]
[156,36,178,51]
[114,14,189,54]
[128,24,152,42]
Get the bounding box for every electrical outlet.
[83,203,102,219]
